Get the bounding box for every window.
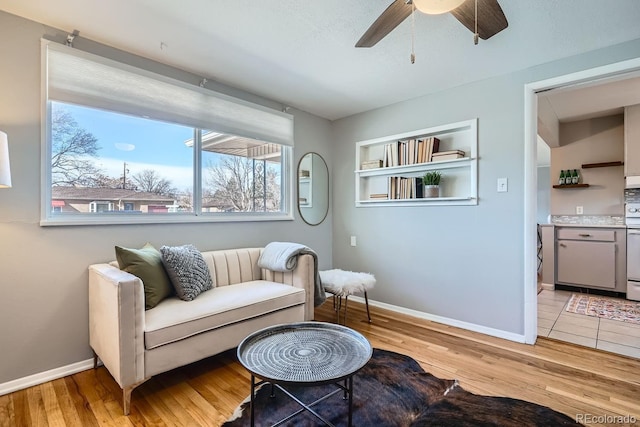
[198,132,283,213]
[41,40,294,225]
[89,201,114,213]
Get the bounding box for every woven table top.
[237,322,372,385]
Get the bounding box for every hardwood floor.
[1,300,639,426]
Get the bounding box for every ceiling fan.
[355,0,508,48]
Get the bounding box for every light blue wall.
[2,6,640,389]
[331,38,640,335]
[0,10,333,385]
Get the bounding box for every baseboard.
[0,358,95,396]
[348,295,527,344]
[541,282,555,290]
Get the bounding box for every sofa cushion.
[144,280,305,350]
[115,243,173,310]
[160,244,213,301]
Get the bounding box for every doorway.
[523,57,640,345]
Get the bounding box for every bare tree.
[90,172,134,190]
[51,107,103,186]
[176,189,193,211]
[130,169,177,197]
[205,156,281,212]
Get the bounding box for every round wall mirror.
[297,152,329,226]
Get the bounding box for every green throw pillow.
[115,243,173,310]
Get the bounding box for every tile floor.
[537,289,640,359]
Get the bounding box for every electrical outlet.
[576,206,584,215]
[350,236,357,247]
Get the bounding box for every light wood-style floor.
[1,300,639,426]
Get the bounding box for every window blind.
[43,41,294,146]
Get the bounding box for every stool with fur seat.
[320,269,376,325]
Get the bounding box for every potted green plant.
[422,171,441,198]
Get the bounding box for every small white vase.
[424,185,440,198]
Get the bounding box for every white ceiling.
[2,0,640,120]
[540,72,640,123]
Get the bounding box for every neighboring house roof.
[202,194,235,211]
[52,186,175,202]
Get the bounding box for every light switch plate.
[576,206,583,214]
[350,236,357,247]
[497,177,508,193]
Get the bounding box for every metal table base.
[250,375,354,427]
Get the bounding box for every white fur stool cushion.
[320,269,376,296]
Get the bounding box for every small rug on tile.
[223,348,581,426]
[565,294,640,325]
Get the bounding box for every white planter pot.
[424,185,440,198]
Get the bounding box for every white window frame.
[40,40,294,226]
[89,201,115,213]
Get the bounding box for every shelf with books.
[355,119,478,207]
[355,156,472,177]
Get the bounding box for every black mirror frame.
[297,152,329,226]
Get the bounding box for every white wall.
[0,11,333,385]
[331,38,640,336]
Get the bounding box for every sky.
[56,102,196,190]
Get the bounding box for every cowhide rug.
[224,348,582,427]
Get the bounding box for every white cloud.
[114,143,136,151]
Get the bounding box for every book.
[426,137,441,162]
[417,139,425,163]
[432,150,465,156]
[432,153,463,161]
[432,150,465,161]
[361,159,383,170]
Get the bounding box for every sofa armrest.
[261,253,314,320]
[88,264,146,388]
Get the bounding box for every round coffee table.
[237,321,372,427]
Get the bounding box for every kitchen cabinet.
[354,119,477,207]
[624,105,640,176]
[555,227,626,292]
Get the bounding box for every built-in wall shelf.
[355,119,478,207]
[552,184,590,189]
[581,161,624,169]
[354,119,478,207]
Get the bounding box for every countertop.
[541,223,627,229]
[546,215,625,228]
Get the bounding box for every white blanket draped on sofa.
[258,241,326,307]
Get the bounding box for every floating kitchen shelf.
[581,161,624,168]
[552,184,590,189]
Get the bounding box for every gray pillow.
[160,244,213,301]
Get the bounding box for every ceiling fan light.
[413,0,466,15]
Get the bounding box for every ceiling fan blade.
[356,0,413,48]
[450,0,508,40]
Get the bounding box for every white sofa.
[88,247,315,415]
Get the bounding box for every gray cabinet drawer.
[556,228,615,242]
